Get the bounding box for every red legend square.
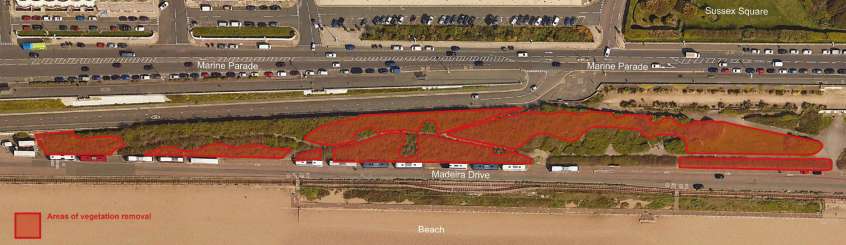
[14,212,41,240]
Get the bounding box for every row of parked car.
[510,15,579,26]
[708,66,846,75]
[741,47,846,55]
[21,23,145,32]
[216,20,280,27]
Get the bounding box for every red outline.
[678,156,833,172]
[35,131,126,156]
[443,110,823,156]
[144,142,292,159]
[297,133,531,165]
[14,212,41,240]
[303,107,523,146]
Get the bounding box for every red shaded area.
[35,131,125,156]
[678,156,833,172]
[445,110,823,156]
[304,107,522,146]
[319,133,531,165]
[293,148,323,161]
[144,142,292,159]
[14,212,41,240]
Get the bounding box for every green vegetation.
[402,134,417,156]
[18,30,153,37]
[361,25,593,42]
[167,92,303,104]
[357,130,374,140]
[520,129,656,155]
[421,122,437,134]
[678,197,821,213]
[743,104,832,135]
[661,137,686,154]
[298,187,331,201]
[338,188,673,209]
[0,99,66,113]
[191,27,296,38]
[12,132,32,141]
[79,117,336,155]
[625,0,846,42]
[547,155,678,167]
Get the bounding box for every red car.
[721,68,730,74]
[96,42,105,48]
[21,15,30,21]
[264,71,274,78]
[201,72,209,78]
[756,68,764,74]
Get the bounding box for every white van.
[550,165,579,172]
[447,163,468,170]
[516,51,529,57]
[410,45,423,51]
[217,21,229,27]
[200,4,212,11]
[158,156,184,163]
[257,42,271,50]
[502,164,528,172]
[229,21,241,27]
[395,162,423,168]
[772,59,783,67]
[295,160,324,167]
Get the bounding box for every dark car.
[361,162,390,168]
[378,68,389,73]
[143,64,154,70]
[110,74,120,80]
[117,43,128,48]
[131,74,141,80]
[246,5,257,11]
[28,52,39,58]
[552,61,561,67]
[470,164,500,170]
[275,61,286,67]
[450,45,460,52]
[473,60,484,66]
[184,62,194,67]
[714,173,725,179]
[226,72,237,78]
[707,67,718,73]
[112,62,122,68]
[384,60,397,67]
[777,48,787,54]
[81,66,89,72]
[365,68,376,73]
[54,76,65,82]
[825,68,835,74]
[118,16,128,21]
[445,51,455,56]
[139,16,149,21]
[692,183,705,190]
[350,67,363,74]
[128,16,138,21]
[289,70,300,76]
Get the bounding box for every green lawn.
[0,99,66,113]
[361,25,593,42]
[191,27,296,38]
[625,0,846,42]
[18,30,153,37]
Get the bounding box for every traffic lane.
[2,70,525,98]
[298,0,321,46]
[3,158,844,193]
[0,90,520,131]
[0,57,537,78]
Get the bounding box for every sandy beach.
[1,184,844,245]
